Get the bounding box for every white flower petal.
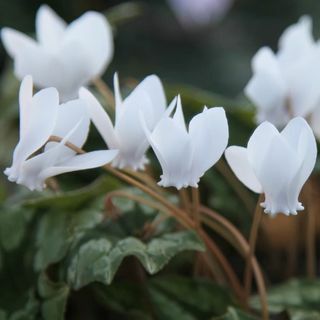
[150,117,192,188]
[35,5,66,50]
[282,118,317,211]
[247,121,279,171]
[133,75,166,122]
[45,99,90,162]
[39,150,118,185]
[257,135,300,215]
[245,48,287,119]
[113,72,123,119]
[189,107,228,178]
[64,11,113,77]
[285,49,320,117]
[9,86,59,176]
[18,75,33,139]
[114,88,153,167]
[79,87,118,148]
[225,146,262,193]
[278,16,314,68]
[173,95,187,131]
[1,28,36,58]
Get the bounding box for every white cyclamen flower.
[5,76,118,191]
[80,73,167,170]
[245,16,320,132]
[141,96,229,189]
[1,5,113,102]
[225,117,317,216]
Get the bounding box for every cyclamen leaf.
[0,206,34,251]
[212,307,258,320]
[67,230,204,289]
[250,279,320,318]
[24,175,120,210]
[38,273,69,320]
[34,206,103,270]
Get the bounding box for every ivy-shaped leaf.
[250,278,320,319]
[213,307,258,319]
[67,230,205,289]
[34,204,104,271]
[38,273,69,320]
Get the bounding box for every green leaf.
[148,286,196,320]
[35,204,103,270]
[213,307,258,319]
[38,273,69,320]
[67,230,204,289]
[0,205,34,251]
[149,275,234,317]
[7,290,39,320]
[24,175,120,210]
[251,278,320,318]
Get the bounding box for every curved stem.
[304,179,316,278]
[244,196,264,303]
[200,205,269,320]
[200,231,244,301]
[191,187,201,230]
[179,189,191,213]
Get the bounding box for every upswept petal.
[247,121,279,173]
[245,71,287,114]
[63,11,113,76]
[245,48,287,117]
[278,16,314,68]
[19,75,33,138]
[44,99,90,162]
[39,150,118,185]
[225,146,262,193]
[115,88,153,161]
[257,135,300,215]
[132,75,166,122]
[285,49,320,117]
[150,117,192,188]
[35,5,66,50]
[251,47,281,76]
[173,95,187,131]
[18,117,85,190]
[53,99,90,148]
[113,73,123,123]
[10,86,59,176]
[1,28,36,57]
[282,118,317,212]
[189,107,228,179]
[79,87,118,148]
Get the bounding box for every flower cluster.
[245,16,320,137]
[1,6,318,217]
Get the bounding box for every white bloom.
[168,0,233,29]
[1,5,113,102]
[245,16,320,132]
[225,117,317,216]
[80,73,167,171]
[5,76,118,191]
[142,96,229,189]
